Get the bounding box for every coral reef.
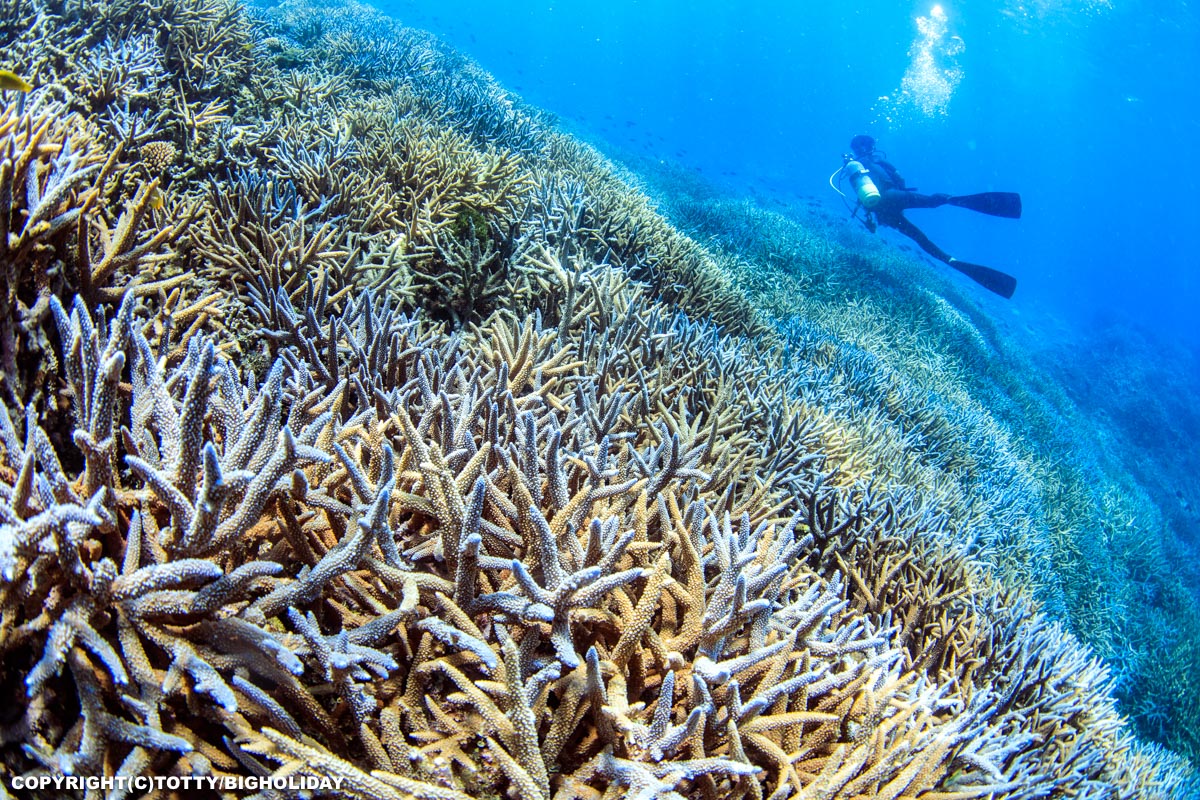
[3,263,1191,798]
[0,0,1195,796]
[629,150,1200,766]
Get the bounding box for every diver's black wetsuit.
[860,155,953,263]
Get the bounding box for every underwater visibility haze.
[2,0,1200,795]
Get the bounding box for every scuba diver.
[831,134,1021,298]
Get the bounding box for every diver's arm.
[876,159,906,189]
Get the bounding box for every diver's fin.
[947,258,1017,298]
[948,192,1022,219]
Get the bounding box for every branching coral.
[77,33,166,108]
[188,167,354,296]
[2,254,1189,797]
[0,91,193,406]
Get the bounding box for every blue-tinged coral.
[79,33,166,107]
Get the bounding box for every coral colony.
[0,0,1195,797]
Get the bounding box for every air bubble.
[873,5,965,126]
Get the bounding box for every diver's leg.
[890,215,953,262]
[885,190,951,211]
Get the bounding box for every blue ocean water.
[385,0,1199,350]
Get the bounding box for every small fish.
[0,69,33,92]
[148,186,165,210]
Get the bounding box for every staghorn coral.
[0,91,188,406]
[358,113,531,256]
[239,0,760,335]
[2,237,1190,797]
[407,212,516,326]
[531,136,767,338]
[0,0,235,410]
[187,166,355,298]
[77,33,166,108]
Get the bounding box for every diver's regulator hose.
[829,165,848,199]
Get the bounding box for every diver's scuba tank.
[844,158,882,208]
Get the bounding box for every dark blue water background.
[384,0,1199,351]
